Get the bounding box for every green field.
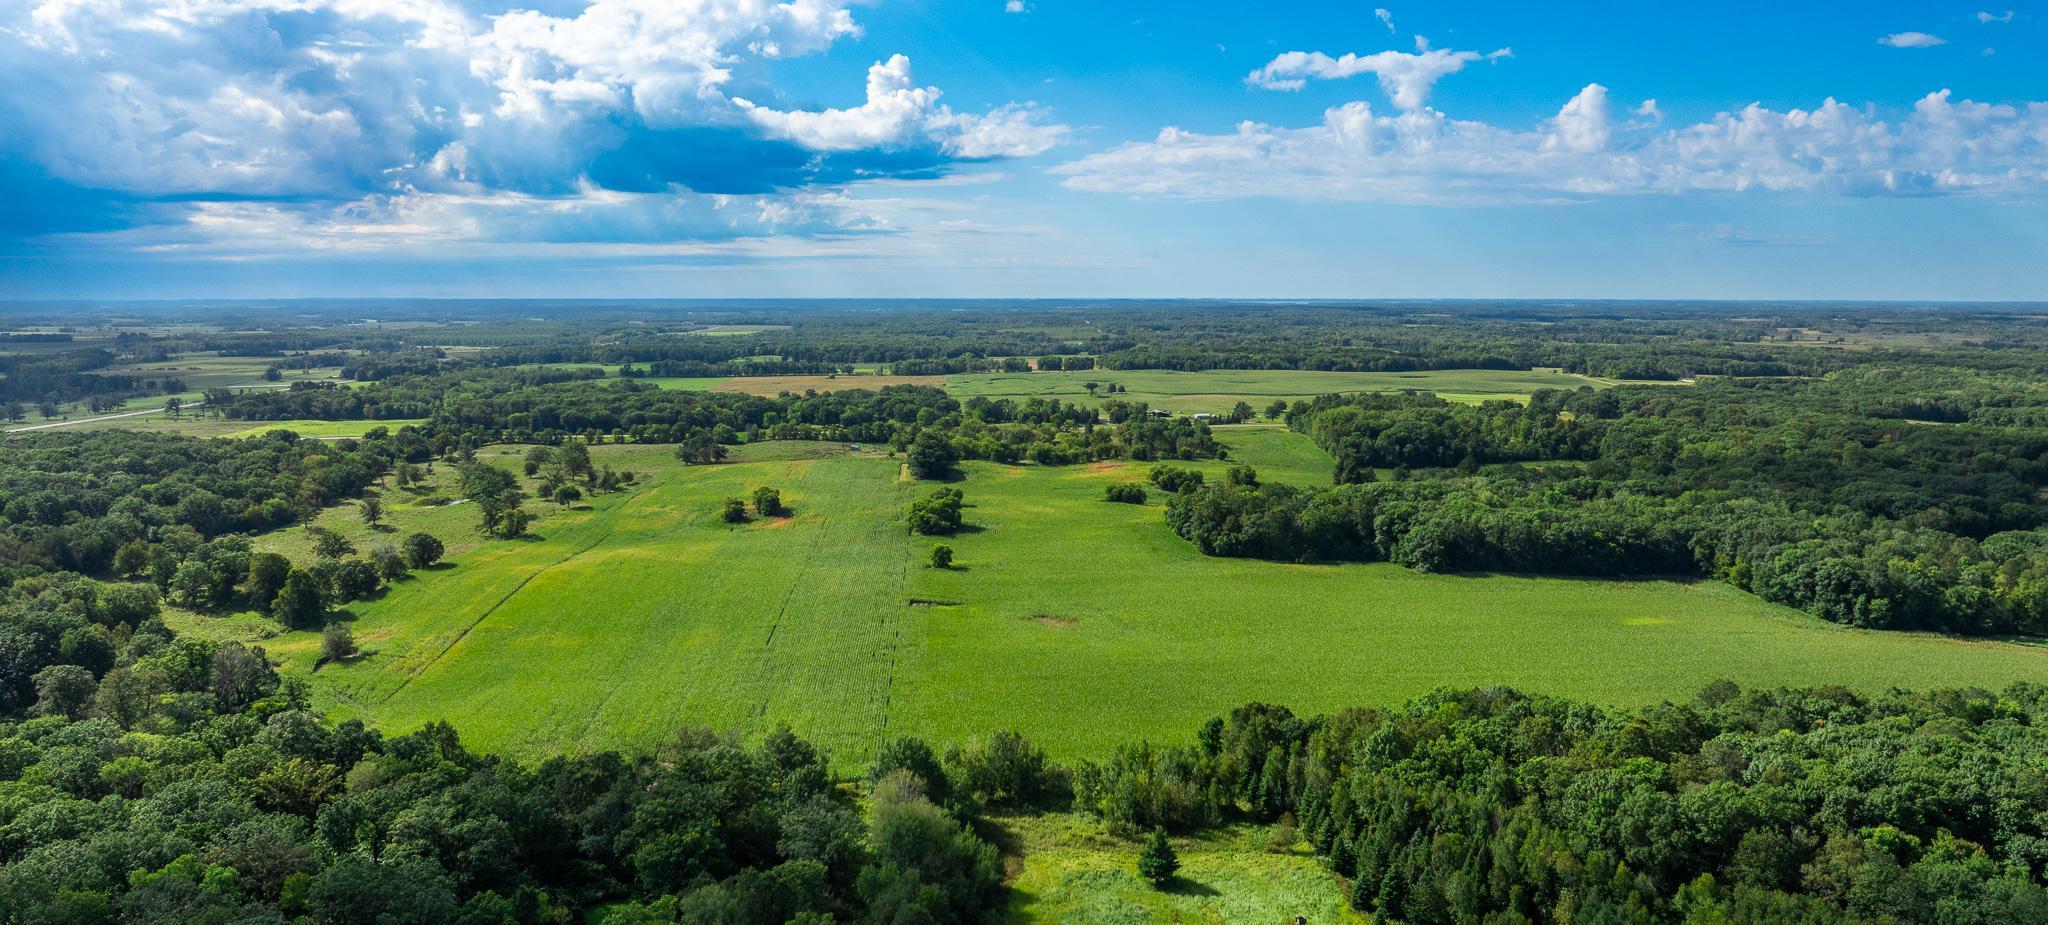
[942,368,1623,412]
[998,815,1362,924]
[164,427,2048,769]
[223,419,430,439]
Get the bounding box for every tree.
[458,463,526,537]
[677,433,728,465]
[1105,483,1147,504]
[553,484,582,506]
[370,543,409,581]
[273,570,327,630]
[1084,381,1101,397]
[32,665,97,720]
[328,559,382,602]
[321,622,357,663]
[1226,464,1259,487]
[310,527,356,560]
[247,552,292,612]
[907,487,964,535]
[1265,399,1289,420]
[1137,828,1179,887]
[929,545,953,569]
[358,497,383,528]
[753,486,784,517]
[1230,400,1256,423]
[402,532,444,569]
[722,498,750,523]
[163,397,183,419]
[907,430,958,480]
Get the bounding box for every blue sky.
[2,1,2044,300]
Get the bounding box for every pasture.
[172,428,2048,766]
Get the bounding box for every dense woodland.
[1165,370,2048,635]
[6,301,2048,922]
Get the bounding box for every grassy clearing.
[998,814,1363,925]
[713,374,948,396]
[222,419,430,439]
[174,429,2048,767]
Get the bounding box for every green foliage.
[907,486,965,535]
[752,485,784,517]
[1137,828,1179,887]
[721,497,749,523]
[401,532,444,569]
[1148,465,1205,494]
[929,544,953,569]
[1103,482,1147,504]
[321,622,356,662]
[271,569,327,629]
[907,429,959,479]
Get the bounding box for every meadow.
[170,428,2048,768]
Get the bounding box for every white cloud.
[0,0,1068,249]
[736,55,938,151]
[1373,8,1395,34]
[1879,32,1947,48]
[1054,86,2048,205]
[1544,84,1611,153]
[1005,0,1028,12]
[1245,46,1511,110]
[736,54,1067,156]
[1978,10,2014,23]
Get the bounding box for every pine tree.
[1137,827,1179,887]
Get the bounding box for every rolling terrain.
[170,428,2048,765]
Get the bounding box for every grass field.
[164,428,2048,771]
[702,368,1633,412]
[997,814,1362,924]
[222,419,430,439]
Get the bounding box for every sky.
[2,0,2045,301]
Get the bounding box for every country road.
[4,401,206,433]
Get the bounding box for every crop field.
[170,428,2048,766]
[711,373,947,395]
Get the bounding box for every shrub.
[1104,483,1147,504]
[929,545,954,569]
[722,498,749,523]
[1148,465,1205,494]
[754,486,785,517]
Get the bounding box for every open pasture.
[175,429,2048,765]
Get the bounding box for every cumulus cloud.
[1246,46,1511,110]
[1879,31,1947,48]
[1054,86,2048,205]
[1978,10,2014,23]
[0,0,1066,248]
[1005,0,1027,12]
[736,54,1066,156]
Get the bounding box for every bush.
[929,545,953,569]
[1148,465,1205,494]
[1104,483,1147,504]
[722,498,749,523]
[754,486,785,517]
[946,731,1060,809]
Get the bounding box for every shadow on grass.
[1159,876,1220,897]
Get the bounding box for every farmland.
[705,367,1622,411]
[171,427,2048,765]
